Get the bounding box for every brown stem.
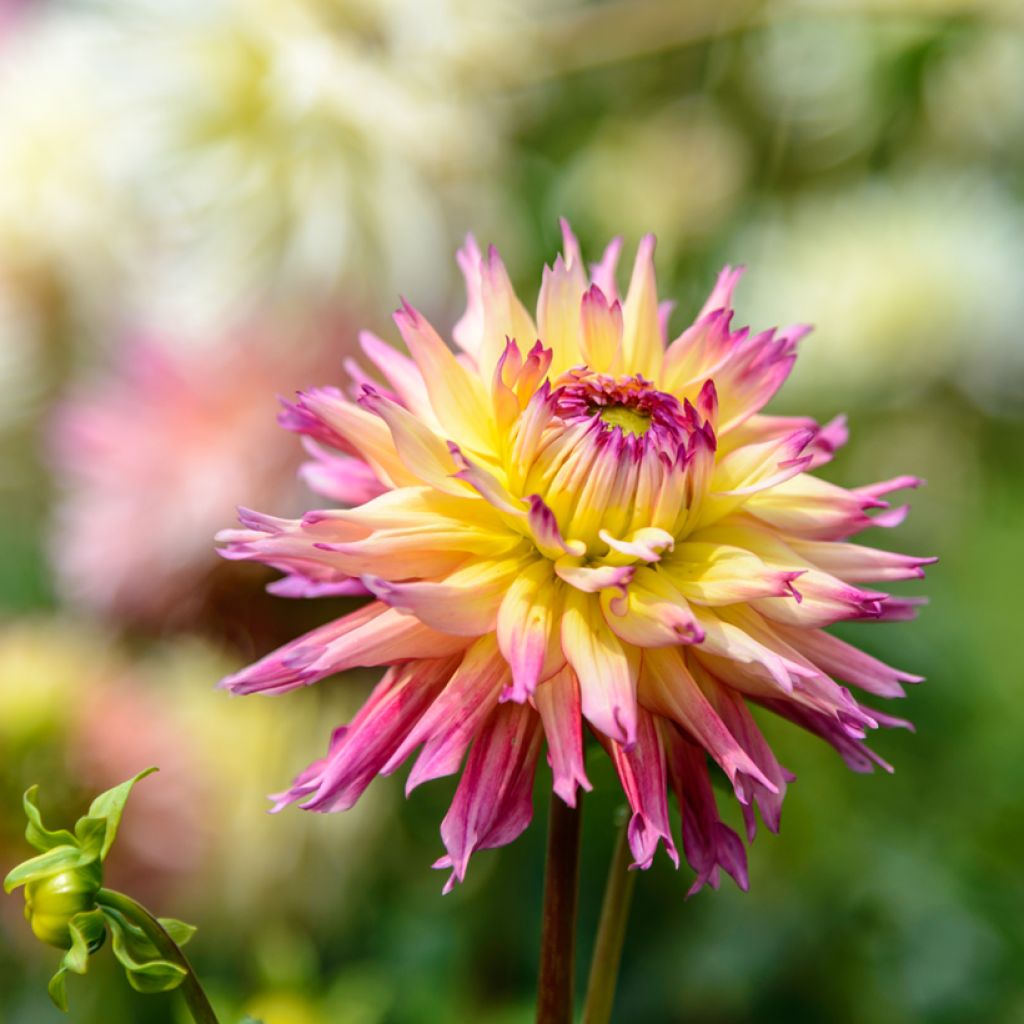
[535,794,583,1024]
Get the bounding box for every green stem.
[536,794,583,1024]
[581,812,636,1024]
[95,889,220,1024]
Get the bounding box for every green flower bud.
[24,863,104,949]
[3,769,161,1010]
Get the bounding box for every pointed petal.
[534,667,591,807]
[662,723,749,895]
[393,301,496,456]
[579,285,623,372]
[497,560,566,701]
[363,555,529,637]
[278,657,457,812]
[561,588,639,748]
[434,701,543,892]
[641,646,777,801]
[605,707,679,869]
[358,387,467,495]
[383,634,508,792]
[220,603,469,695]
[538,255,588,372]
[620,234,662,378]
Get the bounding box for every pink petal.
[605,707,679,870]
[534,667,591,808]
[433,702,543,892]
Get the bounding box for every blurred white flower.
[0,11,136,306]
[925,27,1024,160]
[740,16,884,168]
[730,176,1024,411]
[99,0,540,314]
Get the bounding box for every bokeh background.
[2,1,1022,1021]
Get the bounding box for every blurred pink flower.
[51,317,352,627]
[219,223,931,894]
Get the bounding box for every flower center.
[550,370,694,451]
[598,404,651,436]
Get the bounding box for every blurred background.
[1,0,1022,1021]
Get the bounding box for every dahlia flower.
[219,223,930,893]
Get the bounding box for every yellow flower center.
[598,404,652,437]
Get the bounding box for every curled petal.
[554,557,634,594]
[599,526,675,563]
[599,567,702,648]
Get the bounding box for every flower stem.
[95,888,220,1024]
[536,794,582,1024]
[581,810,635,1024]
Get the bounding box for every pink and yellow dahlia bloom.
[218,223,930,894]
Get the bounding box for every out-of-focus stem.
[581,812,636,1024]
[94,888,220,1024]
[536,794,583,1024]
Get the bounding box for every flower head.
[219,222,931,894]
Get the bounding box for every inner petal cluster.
[510,368,715,560]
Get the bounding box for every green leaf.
[157,917,197,947]
[106,911,188,994]
[45,911,103,1012]
[64,915,96,974]
[4,844,94,894]
[122,959,189,994]
[85,767,158,862]
[71,816,108,864]
[47,966,69,1012]
[23,787,76,854]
